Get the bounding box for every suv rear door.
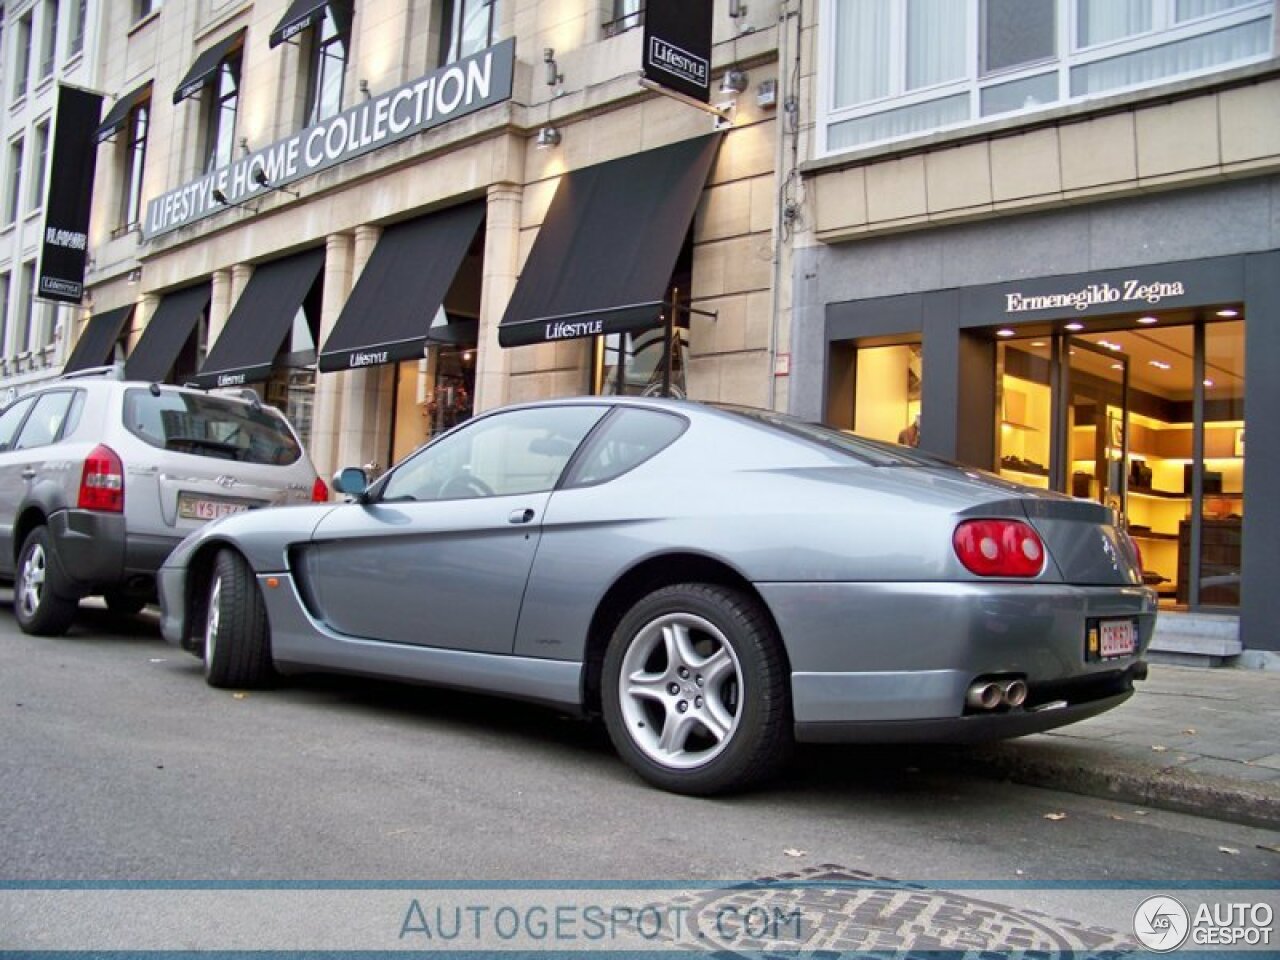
[0,395,39,574]
[0,390,81,573]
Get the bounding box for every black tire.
[601,583,792,796]
[13,526,79,637]
[104,592,148,616]
[202,549,274,689]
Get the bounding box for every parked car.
[0,367,325,636]
[158,398,1155,795]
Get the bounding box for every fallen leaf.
[1133,809,1149,817]
[784,848,807,858]
[1151,745,1168,753]
[232,692,248,700]
[1219,846,1240,855]
[1257,843,1280,855]
[148,658,166,664]
[1043,812,1067,821]
[1108,814,1126,821]
[1015,869,1024,876]
[1182,727,1197,735]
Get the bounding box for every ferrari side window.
[564,408,688,487]
[381,405,607,502]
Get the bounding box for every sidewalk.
[957,663,1280,829]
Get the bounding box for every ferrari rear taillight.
[311,476,329,502]
[953,519,1045,577]
[78,444,124,513]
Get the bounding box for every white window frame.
[818,0,1275,157]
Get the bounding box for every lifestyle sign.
[144,39,515,239]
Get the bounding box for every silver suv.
[0,368,324,635]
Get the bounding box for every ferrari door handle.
[21,468,36,480]
[508,508,536,525]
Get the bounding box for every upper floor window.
[13,11,32,99]
[203,52,241,172]
[605,0,645,37]
[135,0,163,21]
[820,0,1275,155]
[29,120,48,213]
[68,0,85,57]
[439,0,498,65]
[0,271,10,357]
[5,137,23,224]
[121,99,149,229]
[306,3,352,124]
[39,0,57,79]
[15,261,35,354]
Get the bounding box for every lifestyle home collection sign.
[642,0,713,103]
[144,39,515,239]
[38,85,104,304]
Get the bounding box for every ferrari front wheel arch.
[200,547,275,689]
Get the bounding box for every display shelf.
[1129,530,1179,542]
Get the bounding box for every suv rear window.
[123,389,302,465]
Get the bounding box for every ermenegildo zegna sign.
[144,39,515,239]
[39,85,103,304]
[1005,279,1187,313]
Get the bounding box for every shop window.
[119,99,149,230]
[439,0,499,65]
[996,339,1053,487]
[1194,319,1245,608]
[852,342,922,446]
[203,53,240,173]
[304,3,351,125]
[821,0,1273,154]
[605,0,645,37]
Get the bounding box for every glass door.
[1063,338,1130,521]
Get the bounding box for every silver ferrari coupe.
[158,398,1156,795]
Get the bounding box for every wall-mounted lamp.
[720,68,749,95]
[253,167,300,198]
[238,136,251,157]
[358,78,372,100]
[543,48,563,93]
[127,267,142,285]
[535,126,561,149]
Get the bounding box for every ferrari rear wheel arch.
[201,548,275,689]
[601,582,793,795]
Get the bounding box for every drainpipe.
[768,0,801,411]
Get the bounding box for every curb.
[954,741,1280,831]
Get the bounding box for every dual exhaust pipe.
[966,677,1028,711]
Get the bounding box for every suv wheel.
[202,549,275,689]
[15,527,79,636]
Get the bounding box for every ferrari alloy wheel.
[14,527,78,636]
[602,583,792,795]
[202,549,275,689]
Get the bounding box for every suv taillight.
[311,477,329,502]
[953,519,1045,577]
[79,444,125,513]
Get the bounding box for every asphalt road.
[2,597,1276,952]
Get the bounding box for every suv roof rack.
[57,364,128,381]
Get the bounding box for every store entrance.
[997,315,1246,611]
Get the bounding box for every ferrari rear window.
[124,389,302,465]
[718,404,952,467]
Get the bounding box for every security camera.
[212,188,230,205]
[253,168,270,188]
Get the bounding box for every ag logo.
[1134,895,1190,952]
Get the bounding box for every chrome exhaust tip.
[1001,678,1029,708]
[966,681,1003,711]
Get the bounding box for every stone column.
[308,232,354,484]
[229,263,254,313]
[130,293,161,352]
[336,224,383,472]
[208,269,232,345]
[474,182,523,413]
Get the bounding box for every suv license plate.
[1099,619,1136,659]
[179,495,252,522]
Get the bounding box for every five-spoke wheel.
[14,527,78,636]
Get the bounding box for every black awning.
[95,82,151,145]
[194,248,325,388]
[427,310,479,346]
[270,0,329,45]
[124,284,211,383]
[498,133,722,348]
[319,201,485,372]
[63,305,134,373]
[173,29,245,104]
